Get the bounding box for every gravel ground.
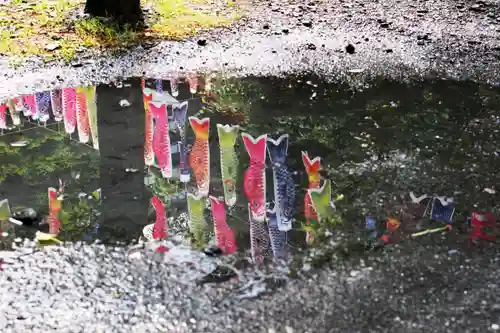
[2,234,500,333]
[2,0,500,332]
[1,0,500,99]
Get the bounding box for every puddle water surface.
[0,74,499,264]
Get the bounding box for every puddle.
[0,74,499,263]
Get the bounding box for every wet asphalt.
[1,0,500,332]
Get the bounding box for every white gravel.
[2,236,500,333]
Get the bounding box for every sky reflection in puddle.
[0,74,499,262]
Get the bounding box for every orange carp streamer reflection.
[143,90,154,166]
[189,117,210,195]
[301,151,322,244]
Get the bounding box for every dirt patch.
[0,0,242,64]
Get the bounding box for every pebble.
[119,99,130,107]
[345,43,356,54]
[470,4,483,11]
[306,43,317,50]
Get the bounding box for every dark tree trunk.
[96,78,149,241]
[84,0,144,26]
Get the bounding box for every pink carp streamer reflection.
[209,196,237,255]
[151,195,168,240]
[242,133,267,222]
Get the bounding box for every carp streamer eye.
[225,180,235,193]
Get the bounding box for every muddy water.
[0,74,499,256]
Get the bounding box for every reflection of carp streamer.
[22,94,36,117]
[209,196,237,254]
[6,99,21,126]
[187,193,208,246]
[75,88,91,144]
[82,86,99,150]
[266,207,287,259]
[48,187,62,235]
[0,104,6,130]
[188,75,198,94]
[172,102,189,173]
[170,76,179,97]
[62,88,77,135]
[308,179,336,221]
[242,133,267,222]
[143,90,154,165]
[267,134,295,232]
[301,151,322,244]
[155,79,163,93]
[150,102,173,178]
[249,204,269,264]
[217,124,240,207]
[50,89,63,121]
[151,195,168,239]
[189,117,210,195]
[34,91,51,123]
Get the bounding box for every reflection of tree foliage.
[0,130,99,185]
[147,167,180,202]
[202,76,263,115]
[58,195,100,241]
[204,74,500,226]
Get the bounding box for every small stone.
[203,246,222,257]
[44,43,60,51]
[10,140,28,147]
[306,43,316,50]
[385,48,393,53]
[484,188,496,194]
[119,99,130,107]
[263,24,270,29]
[302,21,312,28]
[345,43,355,54]
[197,39,207,46]
[282,28,289,34]
[470,4,482,11]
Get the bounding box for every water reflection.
[0,74,499,263]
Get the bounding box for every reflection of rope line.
[0,124,46,137]
[26,119,95,150]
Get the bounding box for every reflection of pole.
[97,79,149,240]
